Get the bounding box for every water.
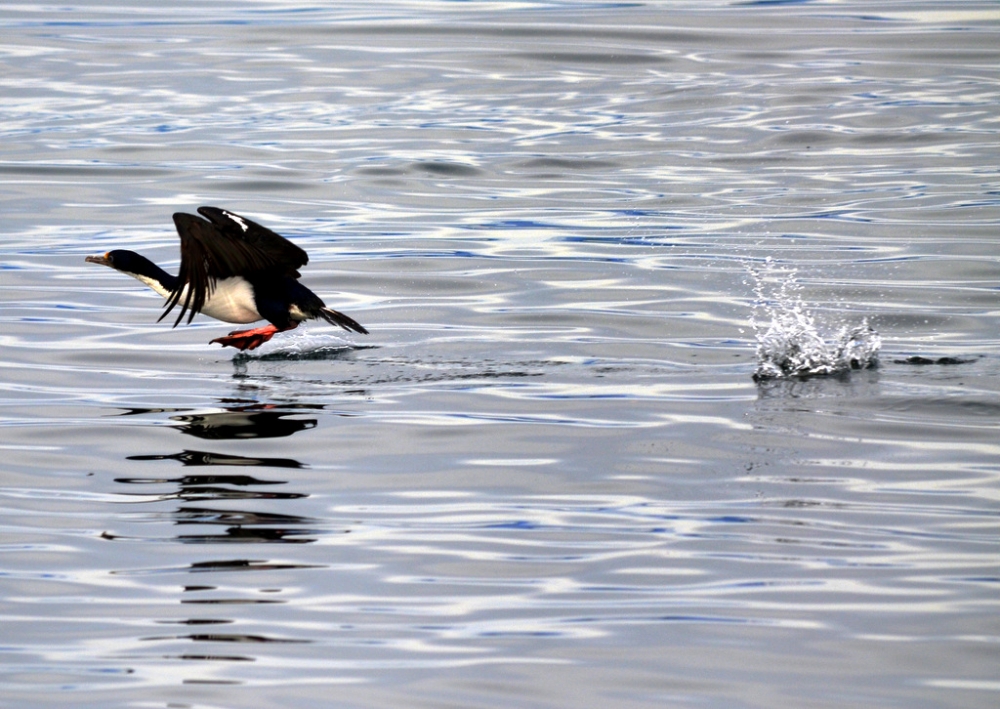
[2,2,999,707]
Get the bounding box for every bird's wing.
[160,207,310,327]
[196,207,309,273]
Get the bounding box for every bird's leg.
[210,322,298,351]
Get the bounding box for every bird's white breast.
[199,277,261,324]
[124,270,262,324]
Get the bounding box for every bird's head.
[86,249,141,272]
[86,250,173,295]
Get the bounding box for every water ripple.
[2,2,999,707]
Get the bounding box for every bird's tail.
[319,307,369,335]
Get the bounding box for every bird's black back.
[195,207,308,275]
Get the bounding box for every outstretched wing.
[195,207,309,273]
[160,207,310,327]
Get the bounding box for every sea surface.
[2,2,999,708]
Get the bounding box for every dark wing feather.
[197,206,308,274]
[160,207,309,327]
[159,214,216,327]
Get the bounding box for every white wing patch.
[222,210,249,232]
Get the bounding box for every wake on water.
[227,261,880,379]
[229,330,362,362]
[749,259,880,381]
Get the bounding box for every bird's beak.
[86,253,112,267]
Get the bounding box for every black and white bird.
[86,206,368,351]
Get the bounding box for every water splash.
[230,331,361,362]
[749,259,880,381]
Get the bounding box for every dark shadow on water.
[894,355,979,366]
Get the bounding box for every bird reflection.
[145,616,310,664]
[109,472,319,541]
[171,507,321,544]
[170,409,317,440]
[186,559,321,573]
[118,401,323,440]
[113,401,328,543]
[114,472,305,502]
[113,398,338,665]
[127,450,304,468]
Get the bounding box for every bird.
[86,206,368,351]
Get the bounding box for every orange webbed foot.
[210,323,296,351]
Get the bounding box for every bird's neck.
[121,256,179,297]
